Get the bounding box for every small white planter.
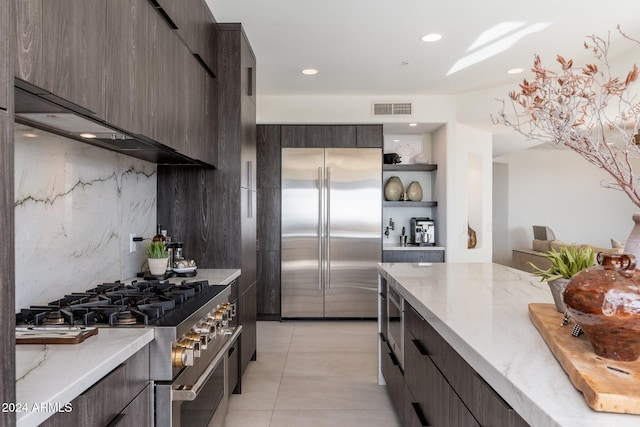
[548,278,570,313]
[148,257,169,275]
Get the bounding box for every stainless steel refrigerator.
[281,148,382,318]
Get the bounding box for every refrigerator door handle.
[326,166,331,291]
[318,166,324,291]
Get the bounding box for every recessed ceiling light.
[393,139,400,142]
[507,68,524,74]
[80,133,97,139]
[301,69,318,75]
[421,33,442,43]
[409,123,417,127]
[22,131,38,138]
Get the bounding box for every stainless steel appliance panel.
[281,148,381,318]
[324,148,381,317]
[281,148,325,317]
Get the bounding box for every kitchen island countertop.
[15,268,241,427]
[378,262,640,427]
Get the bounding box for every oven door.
[387,287,404,369]
[158,326,242,427]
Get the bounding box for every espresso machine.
[410,217,436,246]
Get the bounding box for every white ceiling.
[207,0,640,152]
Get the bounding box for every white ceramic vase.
[406,181,423,201]
[384,176,403,201]
[623,213,640,261]
[548,278,569,313]
[148,257,169,275]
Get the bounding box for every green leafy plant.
[146,241,168,259]
[528,246,596,282]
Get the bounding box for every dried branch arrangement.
[493,27,640,208]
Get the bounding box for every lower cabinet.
[381,304,530,427]
[41,345,151,427]
[238,281,257,376]
[380,340,404,426]
[382,250,444,263]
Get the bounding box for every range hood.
[14,79,205,166]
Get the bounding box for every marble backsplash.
[14,124,157,310]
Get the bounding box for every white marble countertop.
[378,262,640,427]
[383,244,445,251]
[16,328,154,427]
[15,268,240,426]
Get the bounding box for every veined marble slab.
[14,125,156,311]
[378,262,640,427]
[15,328,154,427]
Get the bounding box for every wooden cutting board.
[529,303,640,414]
[16,326,99,344]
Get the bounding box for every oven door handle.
[172,325,243,402]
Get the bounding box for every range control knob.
[171,345,194,368]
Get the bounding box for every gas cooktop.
[16,279,228,328]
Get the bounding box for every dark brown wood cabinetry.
[0,0,8,111]
[104,0,151,136]
[41,345,152,427]
[382,250,445,263]
[154,0,217,76]
[356,124,383,147]
[38,0,106,116]
[158,23,257,374]
[396,304,530,427]
[14,0,217,166]
[0,0,14,424]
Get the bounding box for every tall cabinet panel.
[0,0,15,424]
[215,23,257,375]
[256,125,281,318]
[158,23,257,375]
[0,0,7,110]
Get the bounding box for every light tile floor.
[225,320,401,427]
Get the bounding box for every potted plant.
[528,245,596,313]
[147,241,169,276]
[493,28,640,260]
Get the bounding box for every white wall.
[445,123,493,262]
[495,147,638,260]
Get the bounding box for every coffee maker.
[410,217,436,246]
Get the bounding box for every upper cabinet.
[281,124,382,149]
[153,0,217,77]
[14,0,217,166]
[15,0,106,116]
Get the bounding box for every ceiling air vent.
[372,101,413,117]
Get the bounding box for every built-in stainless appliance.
[387,286,404,369]
[281,148,382,318]
[16,278,240,427]
[410,217,436,246]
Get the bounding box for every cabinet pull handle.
[411,402,431,426]
[106,413,127,427]
[412,339,429,356]
[472,371,513,410]
[247,68,253,96]
[388,350,400,367]
[247,161,253,190]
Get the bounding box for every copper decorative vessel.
[563,253,640,361]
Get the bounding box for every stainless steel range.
[16,278,241,427]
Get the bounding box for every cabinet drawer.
[381,343,404,426]
[382,250,444,263]
[114,384,153,427]
[404,383,428,427]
